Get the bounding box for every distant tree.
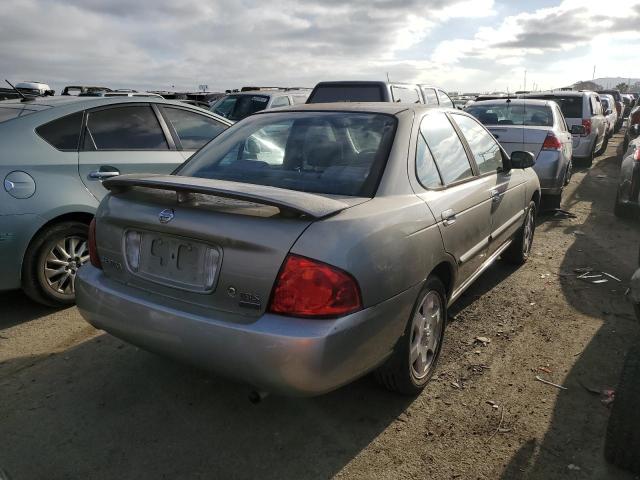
[616,82,629,93]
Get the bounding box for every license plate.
[135,232,221,292]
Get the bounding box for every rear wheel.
[614,191,636,219]
[605,345,640,474]
[502,200,536,265]
[374,276,447,395]
[22,221,90,307]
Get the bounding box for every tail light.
[268,254,362,318]
[542,133,562,150]
[581,119,591,136]
[88,218,102,269]
[631,110,640,127]
[634,147,640,162]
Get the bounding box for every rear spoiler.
[103,174,351,219]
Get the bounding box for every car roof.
[0,95,187,109]
[224,90,307,98]
[470,98,552,106]
[253,102,452,116]
[527,90,590,97]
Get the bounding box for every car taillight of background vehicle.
[88,218,102,269]
[631,111,640,127]
[634,146,640,162]
[542,133,562,151]
[268,254,362,318]
[581,119,591,136]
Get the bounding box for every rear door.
[158,106,229,161]
[78,103,185,201]
[414,111,493,284]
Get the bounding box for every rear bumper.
[76,266,418,396]
[534,150,566,195]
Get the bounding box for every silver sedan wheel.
[522,207,535,258]
[409,290,444,380]
[43,236,89,295]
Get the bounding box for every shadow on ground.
[500,135,640,479]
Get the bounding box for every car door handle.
[88,169,120,180]
[491,189,501,202]
[441,209,456,226]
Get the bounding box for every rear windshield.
[528,96,582,118]
[178,111,397,197]
[210,95,269,121]
[307,85,384,103]
[466,103,554,126]
[0,106,40,123]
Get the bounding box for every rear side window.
[307,85,384,103]
[416,133,442,188]
[291,95,308,105]
[84,105,168,150]
[163,107,227,150]
[422,88,438,105]
[36,111,83,151]
[590,96,601,115]
[420,112,473,184]
[391,86,421,104]
[437,90,454,108]
[451,114,503,175]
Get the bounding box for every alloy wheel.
[409,290,444,380]
[43,236,89,295]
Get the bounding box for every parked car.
[615,126,640,218]
[75,103,540,397]
[210,89,310,121]
[623,104,640,152]
[598,90,624,132]
[306,81,423,104]
[525,91,606,166]
[0,96,232,306]
[598,94,618,139]
[14,81,55,97]
[62,86,112,96]
[466,99,578,208]
[418,85,454,107]
[622,95,634,118]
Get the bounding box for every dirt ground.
[1,129,639,480]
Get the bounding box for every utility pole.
[524,69,527,91]
[592,65,596,81]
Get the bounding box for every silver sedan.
[76,103,540,396]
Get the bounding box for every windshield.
[466,103,554,126]
[210,95,270,121]
[178,111,397,197]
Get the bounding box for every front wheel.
[374,276,447,395]
[502,200,536,265]
[22,221,90,307]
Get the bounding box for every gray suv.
[525,91,606,166]
[0,96,231,306]
[76,103,540,396]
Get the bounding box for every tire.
[21,221,90,307]
[502,200,536,265]
[564,161,573,186]
[604,345,640,474]
[614,191,636,219]
[597,135,609,156]
[374,276,447,395]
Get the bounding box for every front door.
[78,104,184,201]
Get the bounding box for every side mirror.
[571,124,586,135]
[630,124,640,139]
[510,151,535,169]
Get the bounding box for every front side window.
[437,90,454,108]
[84,106,168,150]
[210,95,269,121]
[420,112,473,184]
[391,86,421,104]
[179,112,397,197]
[163,107,227,150]
[36,111,83,151]
[451,114,503,175]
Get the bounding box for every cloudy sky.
[2,0,640,94]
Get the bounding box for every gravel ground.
[1,130,639,480]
